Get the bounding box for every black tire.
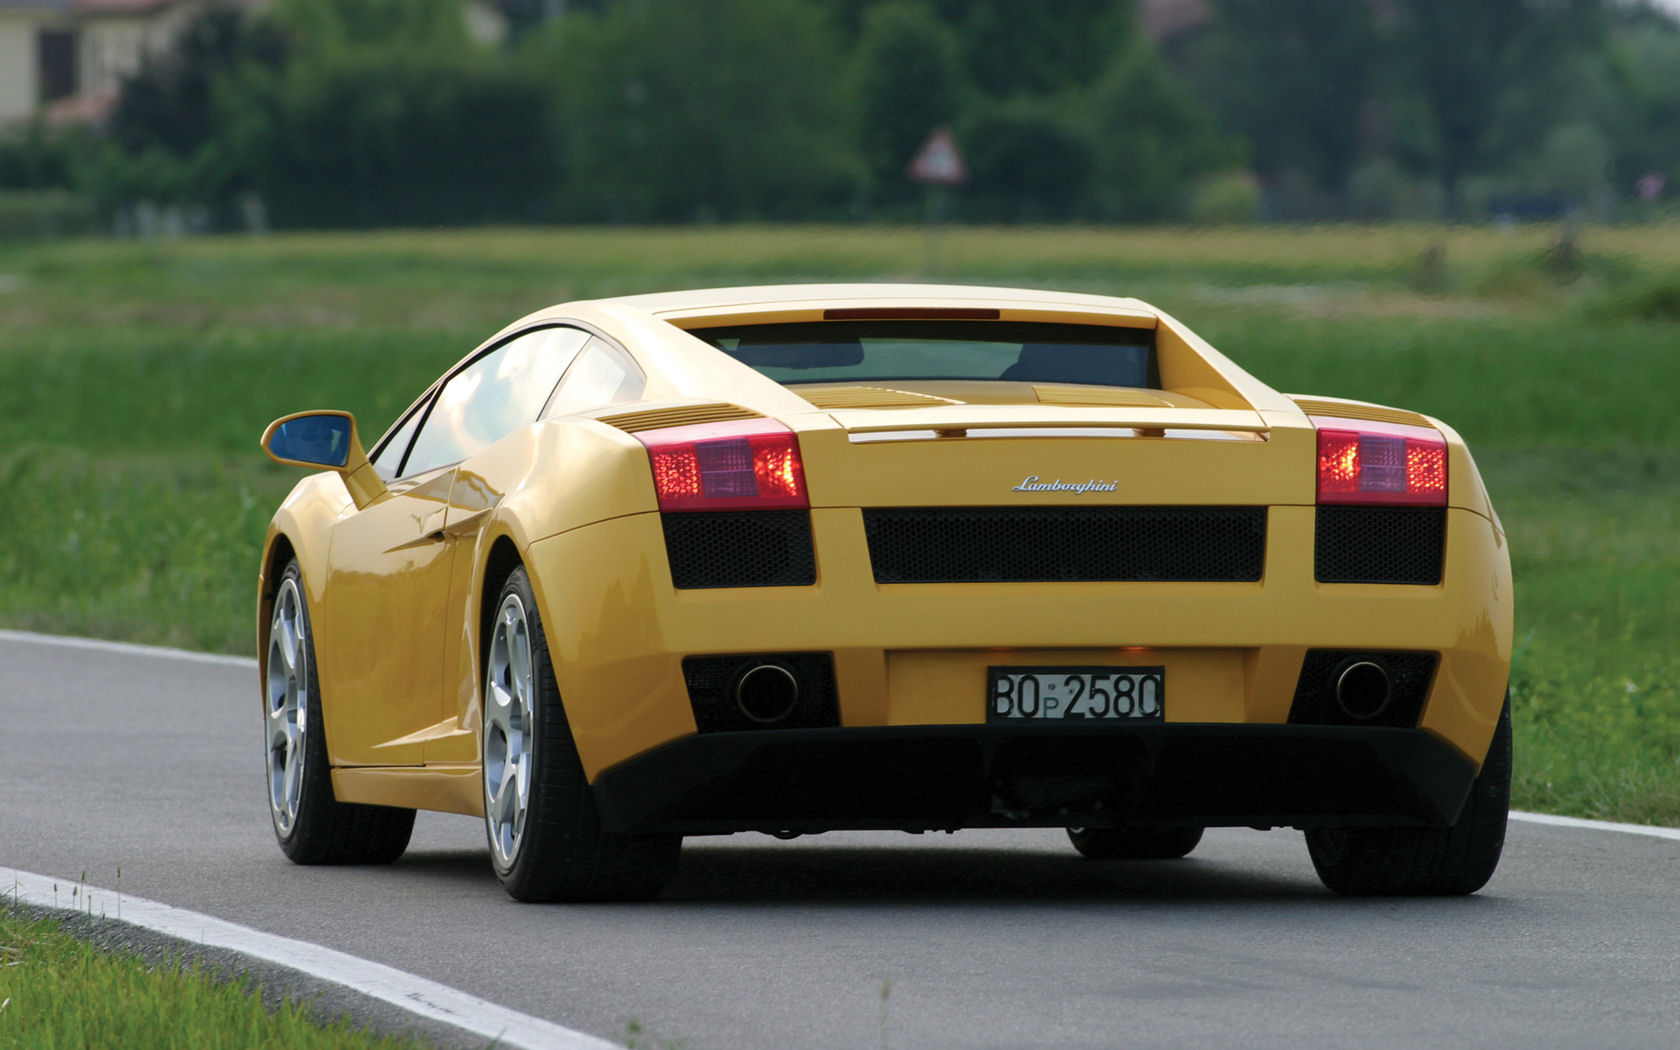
[1067,825,1204,860]
[482,567,681,902]
[265,560,414,865]
[1306,697,1511,896]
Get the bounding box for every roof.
[0,0,237,14]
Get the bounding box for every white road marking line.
[1510,810,1680,843]
[0,629,257,668]
[1,867,617,1050]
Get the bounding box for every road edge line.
[1509,810,1680,842]
[0,866,617,1050]
[0,629,256,668]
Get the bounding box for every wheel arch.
[477,533,526,690]
[256,495,336,683]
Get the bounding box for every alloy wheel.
[265,577,309,837]
[484,592,536,872]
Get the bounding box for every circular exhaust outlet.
[735,663,800,724]
[1334,660,1392,721]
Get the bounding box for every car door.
[316,461,460,766]
[318,326,591,768]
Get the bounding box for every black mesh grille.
[662,511,816,589]
[1315,506,1445,585]
[1288,649,1439,729]
[862,506,1266,584]
[682,653,839,733]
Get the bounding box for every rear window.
[689,321,1157,388]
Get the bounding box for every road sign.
[908,127,967,186]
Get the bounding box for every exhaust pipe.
[1334,660,1392,721]
[735,663,800,724]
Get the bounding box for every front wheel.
[265,560,414,864]
[481,567,681,902]
[1306,698,1511,896]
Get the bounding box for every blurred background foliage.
[6,0,1680,232]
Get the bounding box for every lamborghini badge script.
[1012,475,1120,494]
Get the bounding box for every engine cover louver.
[1032,385,1173,408]
[599,403,760,433]
[1291,397,1432,428]
[798,386,962,410]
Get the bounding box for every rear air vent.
[799,387,961,410]
[1033,385,1173,408]
[1315,506,1445,584]
[1291,397,1432,428]
[662,510,816,589]
[600,403,760,433]
[863,506,1266,583]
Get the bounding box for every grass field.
[0,906,438,1049]
[0,223,1675,825]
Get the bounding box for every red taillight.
[637,420,808,511]
[1313,419,1447,506]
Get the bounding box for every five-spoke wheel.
[481,567,680,902]
[483,589,537,875]
[264,559,414,864]
[266,574,310,838]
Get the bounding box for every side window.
[403,326,589,477]
[369,398,429,479]
[543,338,646,418]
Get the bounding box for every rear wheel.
[1067,825,1204,860]
[482,567,681,902]
[265,560,414,864]
[1306,698,1511,896]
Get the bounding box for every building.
[0,0,259,125]
[0,0,512,127]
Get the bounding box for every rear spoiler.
[828,406,1270,437]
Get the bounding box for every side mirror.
[261,411,388,509]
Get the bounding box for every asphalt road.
[3,632,1678,1050]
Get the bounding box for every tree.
[103,6,286,206]
[959,97,1095,221]
[1088,38,1240,221]
[1392,0,1611,216]
[268,0,471,59]
[933,0,1128,99]
[1192,0,1381,214]
[1605,16,1680,188]
[227,51,559,227]
[853,2,967,205]
[529,0,861,222]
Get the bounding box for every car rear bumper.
[591,722,1476,836]
[527,503,1512,784]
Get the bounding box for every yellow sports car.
[258,284,1512,901]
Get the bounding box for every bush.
[0,190,100,239]
[1188,170,1262,224]
[958,98,1095,222]
[0,124,83,191]
[1087,38,1240,221]
[855,2,967,205]
[227,52,560,228]
[1587,278,1680,322]
[529,0,861,222]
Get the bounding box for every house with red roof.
[0,0,512,126]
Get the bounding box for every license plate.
[987,666,1164,722]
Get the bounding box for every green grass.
[0,907,441,1049]
[0,223,1676,825]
